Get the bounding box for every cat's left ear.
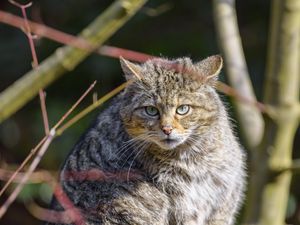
[195,55,223,85]
[120,56,142,81]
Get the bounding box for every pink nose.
[162,126,173,135]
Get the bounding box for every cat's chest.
[155,163,222,224]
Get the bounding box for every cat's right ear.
[120,57,142,81]
[195,55,223,85]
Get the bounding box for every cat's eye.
[145,106,159,117]
[176,105,190,115]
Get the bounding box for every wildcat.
[47,55,246,225]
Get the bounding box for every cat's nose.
[162,126,173,135]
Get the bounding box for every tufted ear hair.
[120,56,142,81]
[195,55,223,85]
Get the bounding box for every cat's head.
[119,55,223,150]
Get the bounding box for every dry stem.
[9,0,50,134]
[0,136,47,198]
[0,81,96,218]
[0,0,148,123]
[0,129,55,218]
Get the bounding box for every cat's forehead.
[140,58,200,92]
[130,59,206,106]
[144,57,194,77]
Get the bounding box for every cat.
[47,55,246,225]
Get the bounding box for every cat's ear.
[120,56,142,81]
[195,55,223,85]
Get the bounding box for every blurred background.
[0,0,299,224]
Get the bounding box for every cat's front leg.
[97,181,170,225]
[206,211,234,225]
[206,186,243,225]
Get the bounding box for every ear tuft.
[195,55,223,84]
[120,56,142,81]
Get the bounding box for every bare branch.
[0,168,54,183]
[26,201,75,224]
[0,129,55,218]
[0,10,154,62]
[0,136,47,198]
[56,81,131,136]
[52,184,85,225]
[213,0,264,150]
[53,81,97,130]
[0,80,96,217]
[216,82,269,114]
[0,0,148,123]
[0,7,271,127]
[0,79,95,199]
[269,159,300,173]
[9,1,50,134]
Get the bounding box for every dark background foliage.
[0,0,299,224]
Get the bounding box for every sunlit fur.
[49,56,246,225]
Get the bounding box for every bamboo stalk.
[0,0,147,123]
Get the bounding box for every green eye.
[145,106,159,116]
[176,105,190,115]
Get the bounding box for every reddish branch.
[9,0,50,134]
[53,81,97,130]
[0,167,143,224]
[0,8,268,112]
[216,82,268,113]
[0,161,53,184]
[53,184,85,225]
[0,81,96,220]
[0,136,47,198]
[27,201,76,224]
[0,130,55,218]
[0,9,153,62]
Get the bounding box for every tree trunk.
[213,0,264,151]
[245,0,300,224]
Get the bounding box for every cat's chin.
[155,138,185,150]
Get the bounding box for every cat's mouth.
[157,137,183,150]
[162,138,178,144]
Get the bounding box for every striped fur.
[48,56,246,225]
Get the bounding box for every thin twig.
[0,9,152,62]
[53,81,97,130]
[52,184,85,225]
[56,81,131,136]
[0,0,148,124]
[0,81,96,217]
[0,168,54,183]
[26,201,75,224]
[0,136,47,198]
[216,82,268,113]
[22,175,85,224]
[0,129,55,218]
[9,0,50,134]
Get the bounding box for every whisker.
[126,142,149,182]
[116,133,154,158]
[120,138,152,169]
